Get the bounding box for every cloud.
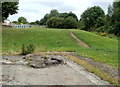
[91,0,114,14]
[39,2,64,8]
[8,0,114,22]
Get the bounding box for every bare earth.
[0,55,111,85]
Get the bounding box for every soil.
[70,32,90,48]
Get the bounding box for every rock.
[45,60,59,65]
[2,60,14,65]
[29,61,46,68]
[23,54,35,59]
[51,58,64,64]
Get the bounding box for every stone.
[45,60,59,65]
[51,58,64,64]
[30,61,46,68]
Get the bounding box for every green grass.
[2,28,118,68]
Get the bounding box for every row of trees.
[2,1,120,36]
[12,17,40,25]
[37,1,120,36]
[12,17,28,24]
[47,17,77,29]
[79,1,120,36]
[38,10,78,29]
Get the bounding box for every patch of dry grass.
[67,55,119,85]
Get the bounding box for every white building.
[3,19,11,25]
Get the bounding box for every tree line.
[2,1,120,36]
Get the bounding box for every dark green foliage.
[21,44,35,55]
[67,12,78,21]
[59,13,68,18]
[18,17,28,24]
[12,21,18,24]
[96,17,105,28]
[80,6,105,31]
[2,2,19,21]
[80,2,120,37]
[35,20,40,25]
[40,14,50,25]
[47,17,64,28]
[105,1,120,36]
[47,17,77,29]
[40,10,59,25]
[30,22,36,25]
[59,12,78,21]
[64,17,77,29]
[49,9,59,17]
[40,9,78,26]
[107,5,113,17]
[77,20,85,29]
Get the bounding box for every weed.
[21,43,35,55]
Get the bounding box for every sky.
[8,0,114,22]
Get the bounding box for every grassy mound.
[2,28,118,68]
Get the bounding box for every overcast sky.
[8,0,114,22]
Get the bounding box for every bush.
[47,17,64,28]
[21,44,35,55]
[64,17,78,29]
[47,17,77,29]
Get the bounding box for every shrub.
[64,17,78,29]
[47,16,77,29]
[21,44,35,55]
[47,17,64,28]
[100,32,107,36]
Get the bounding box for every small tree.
[18,17,28,24]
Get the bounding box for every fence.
[12,25,29,28]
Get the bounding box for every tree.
[40,14,50,25]
[64,17,78,29]
[30,22,36,25]
[96,17,105,28]
[2,2,19,21]
[80,6,105,31]
[49,9,59,17]
[59,12,78,21]
[59,13,68,18]
[40,9,59,25]
[109,1,120,36]
[47,17,77,29]
[18,17,27,24]
[107,5,113,17]
[47,17,64,28]
[12,21,18,24]
[67,12,78,21]
[35,20,40,25]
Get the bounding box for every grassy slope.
[2,28,118,68]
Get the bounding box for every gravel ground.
[1,55,110,85]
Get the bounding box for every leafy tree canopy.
[18,17,27,24]
[2,2,19,21]
[80,6,105,31]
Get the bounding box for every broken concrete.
[1,55,111,85]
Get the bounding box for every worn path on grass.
[70,32,90,48]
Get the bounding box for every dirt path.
[70,32,90,48]
[1,55,110,85]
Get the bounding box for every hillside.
[2,28,118,68]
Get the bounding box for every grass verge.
[67,55,119,85]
